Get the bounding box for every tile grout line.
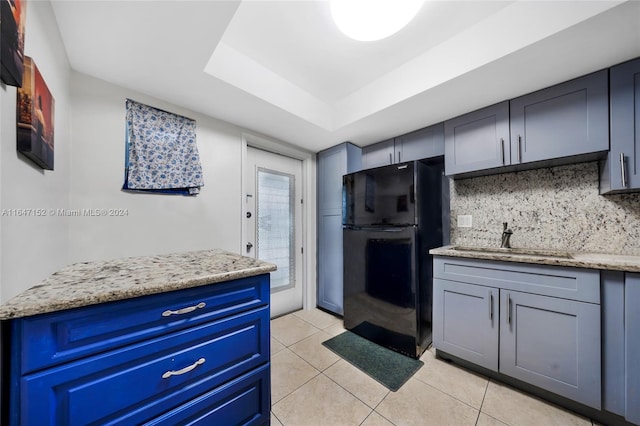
[475,378,491,425]
[270,347,322,406]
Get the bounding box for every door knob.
[246,212,252,218]
[246,242,253,252]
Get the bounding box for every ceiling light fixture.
[330,0,424,42]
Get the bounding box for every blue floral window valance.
[123,99,204,195]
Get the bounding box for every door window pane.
[257,168,295,291]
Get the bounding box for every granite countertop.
[430,245,640,272]
[0,249,277,320]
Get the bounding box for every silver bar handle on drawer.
[507,293,512,325]
[500,139,505,165]
[517,135,522,163]
[162,302,206,317]
[489,290,493,321]
[162,358,206,379]
[620,152,627,188]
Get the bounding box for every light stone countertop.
[430,245,640,272]
[0,249,276,320]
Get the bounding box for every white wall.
[68,72,244,263]
[0,1,71,302]
[0,2,316,306]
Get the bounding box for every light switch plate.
[457,215,472,228]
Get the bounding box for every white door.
[246,147,303,317]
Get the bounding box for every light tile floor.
[270,308,598,426]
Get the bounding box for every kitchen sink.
[451,245,573,259]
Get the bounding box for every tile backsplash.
[450,162,640,255]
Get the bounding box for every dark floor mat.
[322,331,423,391]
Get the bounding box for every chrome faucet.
[501,222,513,248]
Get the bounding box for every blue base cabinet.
[3,274,271,426]
[433,257,601,409]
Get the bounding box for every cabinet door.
[317,143,360,315]
[318,145,347,211]
[625,273,640,424]
[607,58,640,192]
[432,279,499,371]
[601,271,625,416]
[500,290,601,409]
[361,139,395,170]
[444,101,510,176]
[317,212,344,314]
[396,123,444,163]
[510,70,608,165]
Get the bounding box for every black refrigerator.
[342,159,448,359]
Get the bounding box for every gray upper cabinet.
[317,143,361,315]
[395,123,445,163]
[510,70,609,165]
[600,58,640,194]
[444,101,510,176]
[445,70,609,178]
[361,138,394,169]
[361,123,444,170]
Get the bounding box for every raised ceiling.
[51,1,640,153]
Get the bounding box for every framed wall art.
[1,0,27,87]
[17,56,54,170]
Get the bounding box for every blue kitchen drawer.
[15,274,269,374]
[17,306,269,426]
[145,363,270,426]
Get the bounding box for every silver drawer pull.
[162,358,206,379]
[162,302,206,317]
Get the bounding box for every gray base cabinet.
[626,274,640,424]
[433,256,601,409]
[499,290,601,409]
[317,143,361,315]
[601,271,640,425]
[432,279,498,371]
[600,57,640,193]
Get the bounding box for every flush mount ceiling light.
[330,0,424,42]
